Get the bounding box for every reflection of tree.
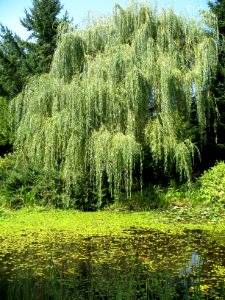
[179,252,202,276]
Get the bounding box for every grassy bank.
[1,206,225,236]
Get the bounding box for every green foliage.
[0,97,9,147]
[0,154,64,208]
[10,1,218,206]
[195,161,225,205]
[0,0,70,99]
[21,0,70,74]
[0,26,30,99]
[0,153,101,210]
[89,128,141,205]
[204,0,225,163]
[145,112,199,182]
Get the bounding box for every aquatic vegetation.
[0,210,225,299]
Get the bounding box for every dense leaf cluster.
[10,2,218,207]
[0,0,70,155]
[202,0,225,167]
[0,0,69,100]
[0,1,224,209]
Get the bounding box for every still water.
[0,228,225,299]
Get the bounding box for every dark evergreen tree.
[20,0,70,73]
[0,25,30,99]
[0,96,12,155]
[203,0,225,167]
[0,0,70,99]
[0,0,70,155]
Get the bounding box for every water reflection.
[179,252,203,276]
[0,229,225,299]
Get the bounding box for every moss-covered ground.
[1,206,225,235]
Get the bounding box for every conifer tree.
[20,0,70,73]
[0,0,70,99]
[205,0,225,165]
[0,0,70,155]
[0,26,31,154]
[0,96,11,155]
[0,25,30,99]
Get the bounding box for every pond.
[0,226,225,299]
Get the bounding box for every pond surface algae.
[0,209,225,299]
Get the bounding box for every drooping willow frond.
[11,1,218,203]
[89,127,141,204]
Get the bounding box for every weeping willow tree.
[11,1,218,206]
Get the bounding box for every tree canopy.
[0,0,70,99]
[11,1,218,207]
[206,0,225,164]
[21,0,70,74]
[0,0,71,155]
[0,25,30,99]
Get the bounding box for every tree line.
[0,0,224,209]
[0,0,70,153]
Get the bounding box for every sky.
[0,0,209,39]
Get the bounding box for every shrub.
[0,154,65,208]
[0,153,102,210]
[195,161,225,205]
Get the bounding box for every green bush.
[0,153,102,210]
[0,97,9,147]
[0,154,65,208]
[195,161,225,205]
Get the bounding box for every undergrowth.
[1,152,225,215]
